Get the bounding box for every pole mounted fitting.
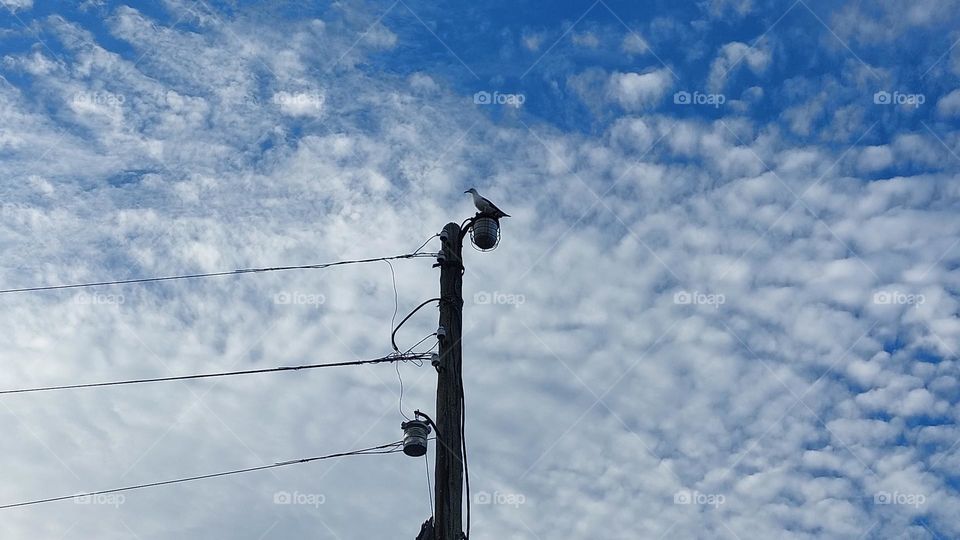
[460,212,501,252]
[401,419,431,457]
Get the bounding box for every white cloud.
[272,90,325,117]
[708,40,772,92]
[605,69,672,110]
[704,0,754,18]
[621,33,649,55]
[407,72,439,93]
[521,30,545,51]
[0,0,32,10]
[857,145,894,172]
[936,88,960,117]
[830,0,960,45]
[363,22,397,49]
[0,3,957,539]
[571,31,599,48]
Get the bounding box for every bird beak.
[463,190,469,193]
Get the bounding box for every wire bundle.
[0,235,446,515]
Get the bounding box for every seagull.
[464,188,510,218]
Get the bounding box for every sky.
[0,0,959,538]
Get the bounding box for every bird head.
[464,188,477,194]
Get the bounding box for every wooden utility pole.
[434,222,464,540]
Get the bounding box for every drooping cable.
[0,353,431,395]
[384,257,412,421]
[396,360,410,421]
[460,354,471,539]
[0,441,405,510]
[391,298,440,352]
[386,259,400,338]
[424,445,434,519]
[394,331,439,421]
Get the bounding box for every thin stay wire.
[0,441,405,510]
[0,252,436,295]
[424,448,434,518]
[0,353,431,395]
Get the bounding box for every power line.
[0,441,404,510]
[0,253,437,295]
[0,353,430,395]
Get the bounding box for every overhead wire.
[462,370,471,539]
[0,353,431,395]
[0,231,456,525]
[0,232,448,518]
[0,441,405,510]
[0,252,436,295]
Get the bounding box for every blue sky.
[1,0,959,538]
